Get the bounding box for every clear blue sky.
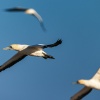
[0,0,100,100]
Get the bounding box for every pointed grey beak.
[72,81,79,84]
[3,46,12,50]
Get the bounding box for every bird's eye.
[9,46,12,48]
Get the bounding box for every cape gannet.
[71,68,100,100]
[0,39,62,72]
[5,7,46,31]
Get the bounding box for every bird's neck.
[82,80,90,87]
[18,45,29,51]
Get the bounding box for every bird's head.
[25,8,36,14]
[77,79,85,85]
[73,79,86,85]
[3,44,21,51]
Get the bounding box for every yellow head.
[3,44,21,51]
[77,79,86,85]
[25,9,35,14]
[11,44,21,50]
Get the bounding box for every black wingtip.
[4,9,10,12]
[39,21,46,32]
[4,8,15,12]
[4,7,27,12]
[50,56,55,59]
[56,39,62,45]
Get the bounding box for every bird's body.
[80,79,100,90]
[5,7,46,31]
[0,39,62,72]
[25,8,37,15]
[71,68,100,100]
[14,44,47,57]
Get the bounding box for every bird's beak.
[3,46,12,50]
[72,81,79,84]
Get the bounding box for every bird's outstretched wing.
[31,11,46,31]
[43,39,62,48]
[5,7,46,31]
[39,21,46,31]
[71,86,92,100]
[0,52,27,72]
[5,7,27,12]
[91,68,100,80]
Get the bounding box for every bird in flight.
[0,39,62,72]
[5,7,46,31]
[71,68,100,100]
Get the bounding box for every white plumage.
[0,39,62,72]
[71,68,100,100]
[5,7,46,31]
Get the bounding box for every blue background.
[0,0,100,100]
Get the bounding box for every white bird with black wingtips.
[0,39,62,72]
[71,68,100,100]
[5,7,46,31]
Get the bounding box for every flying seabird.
[71,68,100,100]
[5,7,46,31]
[0,39,62,72]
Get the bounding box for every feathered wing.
[32,11,46,31]
[91,68,100,80]
[43,39,62,48]
[40,22,46,31]
[5,7,27,12]
[0,52,27,72]
[71,87,92,100]
[5,7,46,31]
